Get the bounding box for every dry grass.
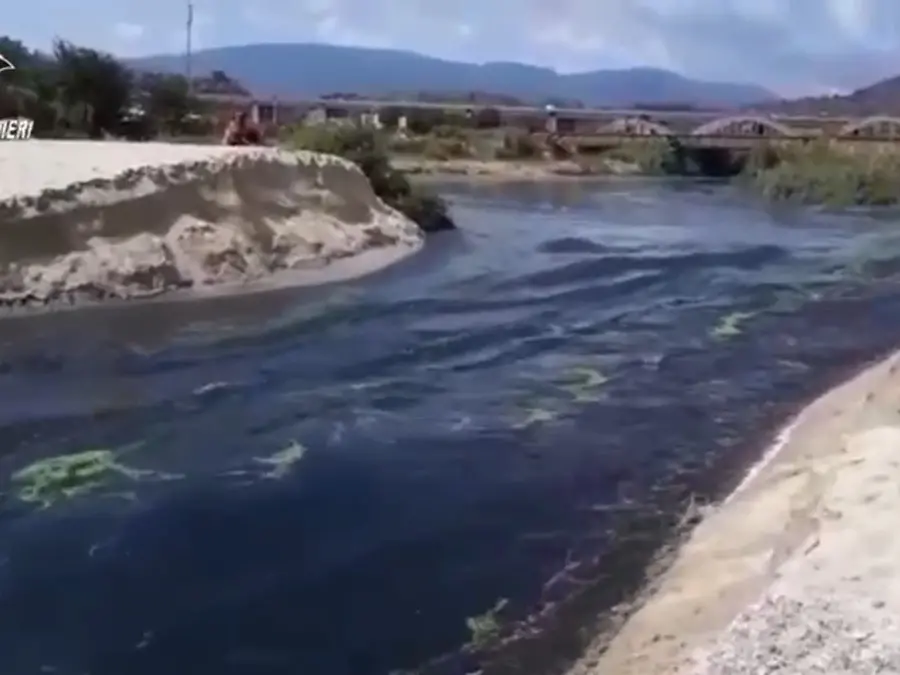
[744,139,900,206]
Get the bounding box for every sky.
[6,0,900,96]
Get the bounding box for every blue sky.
[6,0,900,95]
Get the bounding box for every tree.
[141,72,194,135]
[378,105,404,129]
[0,33,245,139]
[0,38,60,130]
[194,69,249,96]
[406,108,448,134]
[53,40,132,137]
[474,106,502,129]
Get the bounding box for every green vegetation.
[509,403,560,429]
[556,366,608,402]
[597,138,691,175]
[377,105,505,134]
[253,441,308,480]
[9,33,896,209]
[741,141,900,207]
[0,35,221,139]
[466,598,508,649]
[383,117,900,207]
[495,131,544,160]
[10,448,181,508]
[711,311,756,339]
[287,124,455,232]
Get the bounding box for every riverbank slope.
[394,133,900,208]
[570,349,900,674]
[393,157,638,181]
[0,141,424,310]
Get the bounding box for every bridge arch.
[597,117,673,136]
[691,115,794,137]
[838,115,900,138]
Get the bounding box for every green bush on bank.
[286,123,900,210]
[494,131,543,160]
[742,141,900,207]
[601,138,687,174]
[286,124,454,233]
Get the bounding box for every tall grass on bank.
[284,124,455,232]
[742,140,900,207]
[598,138,692,175]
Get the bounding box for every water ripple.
[0,181,899,675]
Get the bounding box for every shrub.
[406,109,449,135]
[387,134,429,155]
[495,131,543,159]
[743,140,900,207]
[287,123,382,158]
[440,112,472,130]
[430,124,469,139]
[288,124,455,232]
[602,138,685,174]
[422,136,473,160]
[742,142,782,175]
[474,106,502,129]
[378,106,404,129]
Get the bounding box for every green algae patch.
[510,404,560,429]
[252,441,308,480]
[466,598,509,650]
[11,449,182,508]
[557,366,608,402]
[711,311,755,339]
[507,366,609,429]
[555,366,609,403]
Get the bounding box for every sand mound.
[0,141,424,308]
[571,351,900,675]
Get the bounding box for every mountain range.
[754,75,900,117]
[127,43,777,108]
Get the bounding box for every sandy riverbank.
[569,349,900,674]
[0,141,423,310]
[392,157,641,182]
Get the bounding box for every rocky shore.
[570,350,900,674]
[0,141,424,310]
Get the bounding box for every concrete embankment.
[0,141,424,309]
[571,350,900,674]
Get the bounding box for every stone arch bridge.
[226,94,900,143]
[589,114,900,141]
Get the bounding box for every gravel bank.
[570,350,900,674]
[0,141,423,310]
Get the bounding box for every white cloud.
[112,22,144,42]
[456,24,473,39]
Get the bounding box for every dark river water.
[3,180,900,675]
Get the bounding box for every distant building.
[358,109,383,128]
[303,105,383,128]
[304,106,329,126]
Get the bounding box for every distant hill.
[126,43,776,108]
[751,75,900,117]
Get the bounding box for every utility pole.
[186,2,194,95]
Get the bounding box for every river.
[2,179,900,675]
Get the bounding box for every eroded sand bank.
[0,141,423,309]
[571,350,900,674]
